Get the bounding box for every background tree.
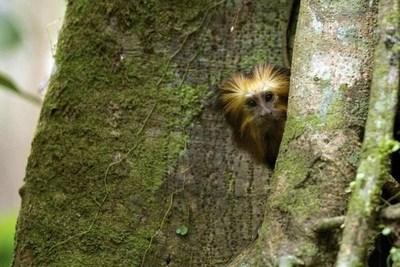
[229,1,379,266]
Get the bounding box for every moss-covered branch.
[336,0,400,265]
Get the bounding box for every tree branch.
[336,0,400,265]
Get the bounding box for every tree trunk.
[337,0,400,265]
[13,1,292,266]
[229,1,378,266]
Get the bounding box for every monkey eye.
[246,98,257,107]
[264,92,273,102]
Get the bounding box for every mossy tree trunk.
[229,1,378,266]
[337,0,400,265]
[13,1,293,266]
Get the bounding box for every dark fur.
[218,64,290,168]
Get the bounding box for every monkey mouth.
[254,114,285,128]
[271,111,287,121]
[254,116,274,126]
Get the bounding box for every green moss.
[378,139,400,155]
[15,1,210,266]
[294,242,318,261]
[273,148,320,218]
[240,50,271,69]
[276,186,321,218]
[14,0,295,265]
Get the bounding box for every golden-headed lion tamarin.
[218,64,290,168]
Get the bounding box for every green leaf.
[0,71,41,105]
[0,71,19,92]
[175,225,188,236]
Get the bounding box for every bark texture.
[229,1,378,266]
[336,0,400,265]
[13,1,292,266]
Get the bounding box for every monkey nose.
[261,109,272,117]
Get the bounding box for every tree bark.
[12,1,292,266]
[229,1,378,266]
[336,0,400,265]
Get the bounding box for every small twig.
[313,216,345,232]
[387,190,400,203]
[383,173,400,202]
[381,203,400,220]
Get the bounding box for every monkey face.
[245,91,286,127]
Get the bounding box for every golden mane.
[218,63,290,166]
[219,63,289,121]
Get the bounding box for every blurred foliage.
[0,212,17,267]
[0,71,41,105]
[0,13,22,51]
[0,11,41,105]
[0,11,23,267]
[0,71,19,92]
